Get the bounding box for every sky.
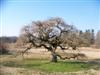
[0,0,100,36]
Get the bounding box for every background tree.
[95,30,100,48]
[83,30,91,46]
[18,17,83,62]
[90,29,95,45]
[78,29,95,47]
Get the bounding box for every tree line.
[0,36,17,54]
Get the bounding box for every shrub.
[0,43,9,54]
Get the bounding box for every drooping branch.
[21,43,33,56]
[58,45,69,50]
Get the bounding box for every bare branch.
[17,17,82,62]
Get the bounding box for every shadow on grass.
[86,59,100,64]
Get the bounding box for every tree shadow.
[87,59,100,65]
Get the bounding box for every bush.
[0,43,9,54]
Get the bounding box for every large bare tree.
[18,17,79,62]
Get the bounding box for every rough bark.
[51,52,57,62]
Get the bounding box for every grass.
[22,59,95,72]
[1,56,100,72]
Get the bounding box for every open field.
[0,47,100,75]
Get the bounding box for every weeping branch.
[21,43,33,56]
[59,45,69,50]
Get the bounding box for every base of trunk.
[51,53,57,62]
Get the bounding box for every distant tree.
[78,30,86,46]
[78,30,90,47]
[18,17,81,62]
[78,29,95,47]
[80,29,95,47]
[79,30,83,35]
[95,30,100,48]
[0,36,17,43]
[91,29,95,44]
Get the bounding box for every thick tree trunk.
[51,52,57,62]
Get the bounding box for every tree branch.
[21,43,33,56]
[59,45,69,50]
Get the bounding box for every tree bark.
[51,52,57,62]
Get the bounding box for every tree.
[95,30,100,48]
[84,30,91,46]
[91,29,95,45]
[18,17,80,62]
[78,29,95,47]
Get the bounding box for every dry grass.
[0,66,100,75]
[0,47,100,75]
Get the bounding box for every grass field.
[18,59,100,72]
[0,55,100,73]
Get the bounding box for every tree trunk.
[51,52,57,62]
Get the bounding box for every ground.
[0,47,100,75]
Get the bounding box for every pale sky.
[0,0,100,36]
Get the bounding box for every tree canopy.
[18,17,84,62]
